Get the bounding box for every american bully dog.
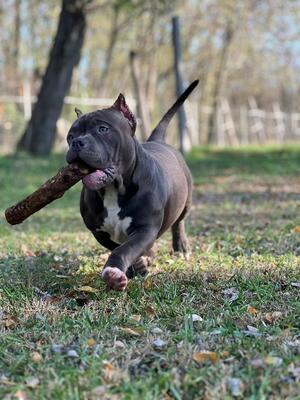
[66,80,199,291]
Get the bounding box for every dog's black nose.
[72,138,85,151]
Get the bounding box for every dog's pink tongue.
[82,169,106,190]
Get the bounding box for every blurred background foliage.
[0,0,300,151]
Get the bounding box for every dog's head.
[66,94,137,190]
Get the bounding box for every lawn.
[0,146,300,399]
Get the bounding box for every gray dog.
[66,80,198,291]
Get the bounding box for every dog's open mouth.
[82,166,116,190]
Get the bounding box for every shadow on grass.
[186,145,300,183]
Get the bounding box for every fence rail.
[1,88,300,152]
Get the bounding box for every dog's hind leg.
[172,219,190,257]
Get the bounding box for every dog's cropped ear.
[74,107,83,118]
[113,94,136,135]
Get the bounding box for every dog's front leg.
[102,227,158,291]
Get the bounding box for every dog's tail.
[147,80,199,143]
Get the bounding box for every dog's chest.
[97,186,131,244]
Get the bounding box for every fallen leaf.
[288,364,300,380]
[264,356,283,367]
[1,314,18,329]
[265,311,283,323]
[242,325,261,337]
[86,338,96,347]
[21,244,36,257]
[26,376,39,388]
[14,390,28,400]
[114,340,125,349]
[77,286,98,293]
[102,361,115,382]
[30,351,42,363]
[67,349,79,358]
[120,327,143,336]
[145,305,156,315]
[293,226,300,233]
[151,326,163,335]
[193,351,219,364]
[0,375,15,386]
[220,351,230,358]
[222,287,239,303]
[143,277,154,290]
[152,338,167,350]
[129,314,141,323]
[291,281,300,289]
[250,358,265,368]
[190,313,203,322]
[51,344,63,354]
[247,305,258,315]
[227,377,244,397]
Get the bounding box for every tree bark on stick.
[18,0,87,155]
[5,162,91,225]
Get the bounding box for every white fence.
[1,86,300,152]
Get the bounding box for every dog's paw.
[126,256,150,279]
[173,251,191,261]
[102,267,128,291]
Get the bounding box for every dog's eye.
[98,126,109,133]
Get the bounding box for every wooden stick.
[5,162,91,225]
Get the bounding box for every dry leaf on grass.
[0,375,15,386]
[265,311,283,323]
[145,305,156,315]
[102,361,115,382]
[193,351,219,364]
[227,377,244,397]
[143,277,154,290]
[247,305,258,315]
[1,314,18,329]
[263,356,283,367]
[86,338,97,347]
[242,325,261,337]
[190,313,203,322]
[67,349,79,358]
[30,351,42,363]
[77,286,99,293]
[293,226,300,233]
[21,244,36,257]
[119,327,143,336]
[129,314,141,323]
[222,287,239,303]
[26,376,39,388]
[152,338,167,350]
[151,326,163,335]
[291,281,300,289]
[14,391,28,400]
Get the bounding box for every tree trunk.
[129,51,151,141]
[207,22,234,144]
[13,0,21,72]
[18,0,86,155]
[97,5,120,96]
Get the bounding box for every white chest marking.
[96,186,132,244]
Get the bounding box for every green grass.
[0,146,300,399]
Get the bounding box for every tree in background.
[18,0,88,155]
[1,0,300,151]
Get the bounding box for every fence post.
[240,106,248,145]
[272,102,286,143]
